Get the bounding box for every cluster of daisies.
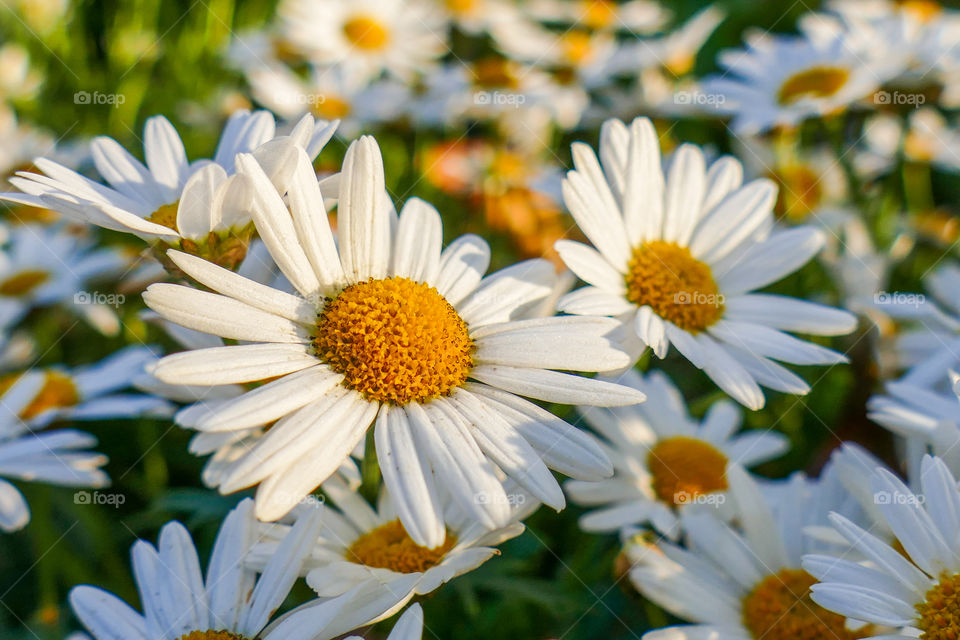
[1,0,960,638]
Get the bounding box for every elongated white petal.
[143,283,309,344]
[166,250,316,324]
[153,344,319,386]
[338,136,390,282]
[470,365,646,406]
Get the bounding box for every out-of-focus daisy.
[0,346,173,432]
[278,0,446,82]
[702,25,900,134]
[804,454,960,640]
[70,497,419,640]
[867,372,960,474]
[435,0,520,35]
[525,0,667,33]
[0,374,108,531]
[870,262,960,388]
[863,109,960,173]
[251,476,535,617]
[0,223,126,332]
[145,136,642,547]
[585,8,725,121]
[566,369,787,538]
[822,1,960,106]
[346,604,423,640]
[555,116,856,409]
[245,63,409,138]
[628,463,865,640]
[1,112,336,269]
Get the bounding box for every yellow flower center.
[311,95,352,120]
[624,241,724,333]
[772,164,823,221]
[472,58,519,90]
[147,201,180,232]
[313,277,474,405]
[0,269,50,297]
[342,15,390,51]
[917,573,960,640]
[646,436,728,505]
[580,0,617,29]
[665,52,696,76]
[742,569,859,640]
[777,66,851,105]
[177,631,249,640]
[347,519,457,572]
[897,0,942,22]
[561,31,593,65]
[445,0,477,15]
[0,371,79,420]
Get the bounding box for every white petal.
[470,365,646,406]
[143,283,309,343]
[337,136,390,282]
[153,344,319,386]
[391,198,442,284]
[435,234,491,306]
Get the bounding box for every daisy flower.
[0,111,336,269]
[867,372,960,474]
[69,497,420,640]
[871,262,960,389]
[244,63,410,138]
[566,369,788,538]
[0,223,126,331]
[804,454,960,640]
[0,375,108,531]
[628,463,865,640]
[702,24,900,134]
[522,0,668,34]
[0,346,174,432]
[277,0,447,83]
[144,135,642,547]
[555,116,857,409]
[250,475,534,618]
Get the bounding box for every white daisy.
[0,371,108,531]
[522,0,668,34]
[346,603,422,640]
[0,111,336,268]
[0,223,126,330]
[277,0,447,83]
[871,262,960,389]
[821,1,960,106]
[0,345,174,432]
[144,135,643,547]
[702,23,901,134]
[867,372,960,475]
[804,454,960,640]
[628,463,864,640]
[249,474,534,619]
[555,116,857,409]
[864,108,960,173]
[69,497,420,640]
[566,369,788,538]
[244,63,410,138]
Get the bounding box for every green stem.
[359,427,381,504]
